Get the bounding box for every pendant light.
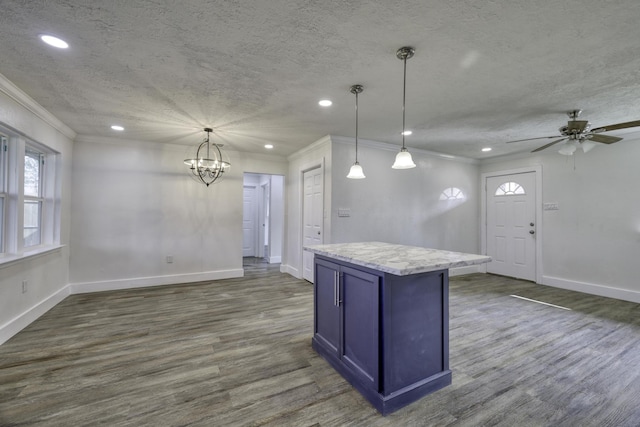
[347,84,366,179]
[392,46,417,169]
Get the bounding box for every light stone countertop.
[304,241,491,276]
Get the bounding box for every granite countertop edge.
[304,242,491,276]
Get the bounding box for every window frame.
[0,126,60,263]
[23,147,45,248]
[0,135,7,253]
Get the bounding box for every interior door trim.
[300,158,325,281]
[480,165,543,284]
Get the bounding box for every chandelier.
[183,128,231,186]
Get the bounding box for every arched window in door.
[495,181,525,196]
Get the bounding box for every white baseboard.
[449,265,483,277]
[543,275,640,304]
[69,269,244,294]
[0,285,71,346]
[267,256,282,264]
[280,264,301,278]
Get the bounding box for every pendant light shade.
[347,84,366,179]
[347,163,365,179]
[393,148,416,169]
[392,46,416,169]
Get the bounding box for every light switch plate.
[338,208,351,217]
[543,202,559,211]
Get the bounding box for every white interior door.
[486,172,536,281]
[242,185,257,257]
[302,167,323,282]
[258,181,269,258]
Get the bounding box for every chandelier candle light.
[392,46,417,169]
[347,84,366,179]
[184,128,231,186]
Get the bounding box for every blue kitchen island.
[304,242,491,415]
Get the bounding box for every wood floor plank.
[1,259,640,426]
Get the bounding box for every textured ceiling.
[2,0,640,159]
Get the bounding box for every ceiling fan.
[506,110,640,154]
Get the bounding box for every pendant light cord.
[206,129,210,158]
[355,89,359,162]
[402,55,407,150]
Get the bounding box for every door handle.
[333,271,339,306]
[317,231,321,235]
[529,230,535,235]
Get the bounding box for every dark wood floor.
[1,264,640,426]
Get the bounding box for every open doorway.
[242,173,284,265]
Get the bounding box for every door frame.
[300,160,325,281]
[258,180,270,259]
[481,166,543,284]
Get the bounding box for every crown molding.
[287,135,332,162]
[331,135,479,165]
[0,72,76,140]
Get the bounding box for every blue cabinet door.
[314,258,340,354]
[341,265,380,389]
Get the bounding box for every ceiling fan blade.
[591,120,640,133]
[567,120,588,133]
[589,134,623,144]
[531,138,567,153]
[505,135,563,144]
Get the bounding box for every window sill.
[0,244,65,269]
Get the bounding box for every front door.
[486,172,536,281]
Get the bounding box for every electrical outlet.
[166,255,173,264]
[22,280,28,293]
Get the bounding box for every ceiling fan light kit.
[506,109,640,155]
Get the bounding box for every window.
[0,129,59,260]
[495,181,525,196]
[439,187,465,201]
[0,135,7,252]
[24,148,44,247]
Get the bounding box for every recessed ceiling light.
[264,144,274,149]
[401,130,412,136]
[40,35,69,49]
[111,125,125,131]
[482,147,492,152]
[318,100,332,107]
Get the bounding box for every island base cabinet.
[313,258,380,389]
[312,255,451,415]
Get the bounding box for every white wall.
[480,135,640,302]
[0,75,74,345]
[69,136,287,292]
[332,137,480,254]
